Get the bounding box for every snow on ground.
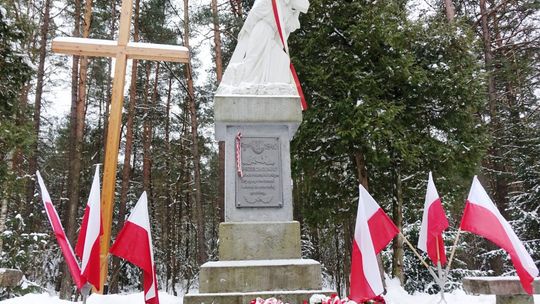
[384,278,495,304]
[2,280,540,304]
[0,291,182,304]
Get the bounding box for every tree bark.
[354,151,369,188]
[230,0,243,19]
[60,0,82,296]
[479,0,507,275]
[142,63,153,194]
[183,0,207,265]
[444,0,455,22]
[391,162,404,284]
[211,0,223,83]
[0,189,9,254]
[145,62,160,217]
[26,0,51,204]
[13,83,30,175]
[163,76,173,291]
[211,0,226,224]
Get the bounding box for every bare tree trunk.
[183,0,207,265]
[334,224,342,296]
[211,0,223,83]
[354,151,369,189]
[26,0,51,204]
[62,0,92,296]
[0,190,9,253]
[479,0,507,274]
[230,0,243,18]
[163,76,173,291]
[13,83,30,174]
[444,0,455,22]
[109,0,139,292]
[60,0,82,296]
[342,218,352,296]
[142,63,153,193]
[391,163,404,284]
[211,0,226,224]
[146,62,160,217]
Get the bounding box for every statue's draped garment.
[219,0,309,91]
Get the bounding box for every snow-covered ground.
[2,279,539,304]
[0,292,182,304]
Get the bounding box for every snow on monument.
[218,0,309,96]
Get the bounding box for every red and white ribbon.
[271,0,308,111]
[236,132,243,178]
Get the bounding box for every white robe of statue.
[217,0,310,95]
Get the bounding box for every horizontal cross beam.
[52,37,190,63]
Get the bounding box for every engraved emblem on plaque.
[235,137,283,208]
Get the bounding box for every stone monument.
[184,0,332,302]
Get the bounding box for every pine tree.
[290,0,486,292]
[0,6,33,255]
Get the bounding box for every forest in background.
[0,0,539,300]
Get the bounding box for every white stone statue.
[217,0,310,95]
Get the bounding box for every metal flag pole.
[436,238,448,304]
[436,260,447,304]
[81,283,92,304]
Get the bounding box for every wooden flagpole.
[445,228,463,275]
[400,233,440,282]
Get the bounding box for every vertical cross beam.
[98,0,132,291]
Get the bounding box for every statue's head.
[283,0,309,35]
[289,0,309,13]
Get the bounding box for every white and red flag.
[349,185,399,303]
[74,166,102,290]
[110,192,159,304]
[36,171,86,290]
[460,176,539,294]
[418,172,448,266]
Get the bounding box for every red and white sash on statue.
[271,0,308,111]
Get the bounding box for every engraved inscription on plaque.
[236,137,283,208]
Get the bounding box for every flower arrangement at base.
[249,294,386,304]
[309,294,386,304]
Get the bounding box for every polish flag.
[349,185,399,303]
[36,171,85,290]
[460,176,539,294]
[418,172,448,266]
[74,166,102,290]
[110,192,159,304]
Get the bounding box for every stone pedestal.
[463,277,539,304]
[218,221,301,261]
[215,95,301,222]
[184,221,333,304]
[183,95,333,304]
[0,268,23,287]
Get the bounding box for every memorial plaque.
[236,137,283,208]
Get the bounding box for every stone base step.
[219,222,301,261]
[199,259,322,293]
[184,289,335,304]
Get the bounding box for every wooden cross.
[51,0,189,292]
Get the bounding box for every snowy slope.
[2,280,540,304]
[0,292,182,304]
